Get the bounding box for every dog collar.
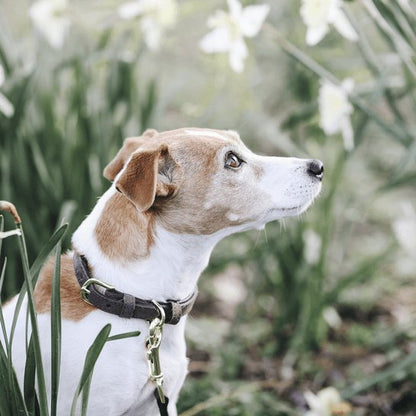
[73,251,197,325]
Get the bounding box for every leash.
[73,251,197,415]
[146,301,169,415]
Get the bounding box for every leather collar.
[73,251,197,325]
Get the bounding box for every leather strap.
[154,389,169,416]
[73,252,197,325]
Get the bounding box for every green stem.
[16,223,49,416]
[264,24,414,146]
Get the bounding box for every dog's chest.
[45,310,188,414]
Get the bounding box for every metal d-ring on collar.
[73,251,198,325]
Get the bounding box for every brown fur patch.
[103,129,158,181]
[95,193,154,261]
[153,134,267,234]
[2,296,14,308]
[153,137,239,234]
[35,254,95,321]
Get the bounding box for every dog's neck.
[72,187,222,302]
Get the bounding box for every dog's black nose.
[307,159,324,180]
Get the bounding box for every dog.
[2,128,323,415]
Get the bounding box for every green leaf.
[342,347,416,399]
[15,224,49,416]
[70,324,112,416]
[379,171,416,190]
[107,330,141,342]
[0,340,29,416]
[50,242,62,416]
[0,341,13,416]
[0,215,4,254]
[9,223,68,349]
[0,258,9,346]
[23,336,37,415]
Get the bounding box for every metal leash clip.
[145,300,166,404]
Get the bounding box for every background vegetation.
[1,0,415,415]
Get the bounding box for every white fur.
[184,129,230,141]
[1,129,322,415]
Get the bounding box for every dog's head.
[103,128,323,235]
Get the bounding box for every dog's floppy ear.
[103,129,158,181]
[115,143,181,212]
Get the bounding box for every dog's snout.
[307,159,324,180]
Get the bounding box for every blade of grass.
[107,330,141,342]
[81,374,92,416]
[389,140,416,184]
[385,0,416,48]
[0,341,29,416]
[362,0,416,79]
[379,171,416,190]
[0,340,13,416]
[16,223,49,414]
[70,324,112,416]
[15,223,49,416]
[0,258,9,347]
[23,336,37,415]
[0,215,3,254]
[342,347,416,399]
[344,8,410,127]
[50,241,62,416]
[9,224,68,349]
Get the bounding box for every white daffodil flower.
[393,203,416,255]
[118,0,178,51]
[300,0,358,46]
[304,387,350,416]
[29,0,71,50]
[318,78,355,151]
[199,0,270,73]
[0,229,21,240]
[0,64,14,118]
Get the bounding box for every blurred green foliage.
[1,0,416,414]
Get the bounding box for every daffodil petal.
[331,8,358,41]
[318,78,354,136]
[317,387,342,406]
[393,203,416,254]
[29,0,70,49]
[0,65,5,87]
[199,27,232,53]
[228,37,247,73]
[304,391,321,410]
[340,116,354,150]
[0,92,14,118]
[239,4,270,38]
[300,0,330,33]
[306,24,329,45]
[141,17,162,51]
[118,1,145,19]
[227,0,243,20]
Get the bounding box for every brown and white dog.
[3,128,323,415]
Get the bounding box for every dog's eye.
[225,152,243,169]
